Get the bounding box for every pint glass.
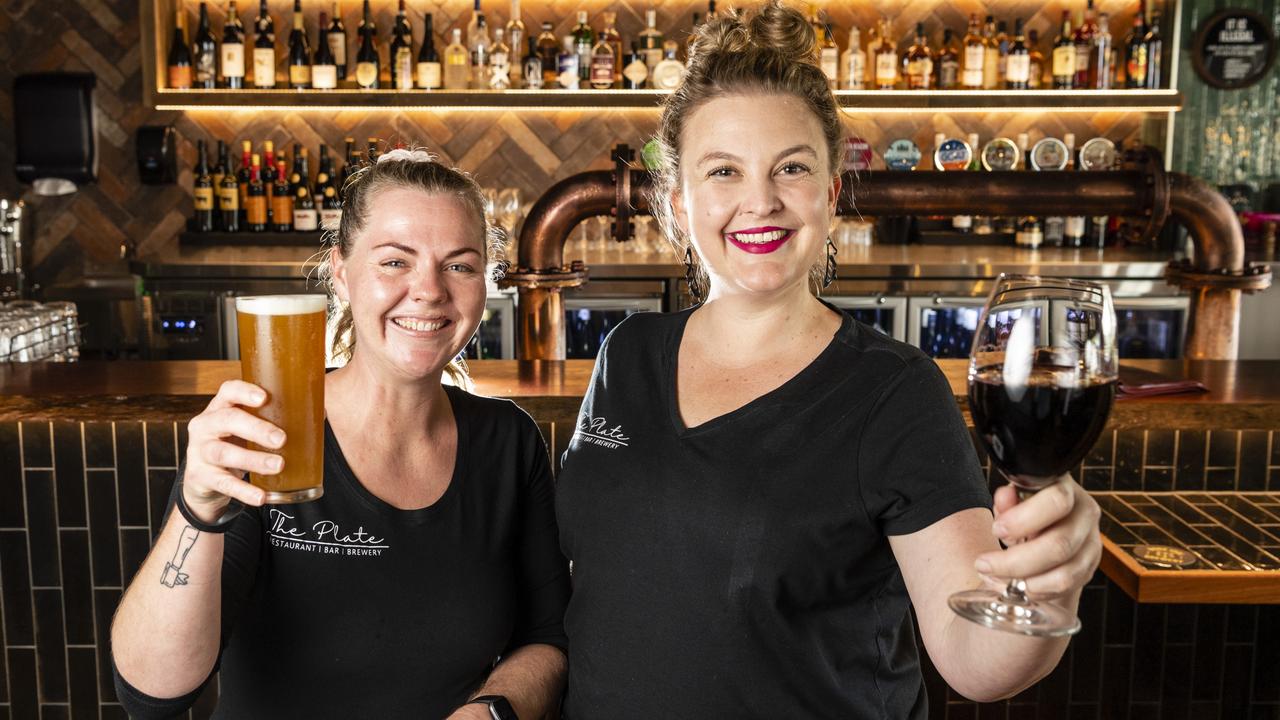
[235,295,327,503]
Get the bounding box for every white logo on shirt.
[573,415,630,450]
[267,508,389,557]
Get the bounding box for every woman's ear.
[828,172,842,215]
[330,248,350,304]
[671,188,689,237]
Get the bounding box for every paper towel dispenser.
[13,72,98,196]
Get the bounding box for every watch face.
[933,138,972,171]
[884,138,922,171]
[1030,137,1069,171]
[1079,137,1118,171]
[981,137,1020,171]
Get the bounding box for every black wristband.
[175,481,245,534]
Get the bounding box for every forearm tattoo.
[160,526,201,588]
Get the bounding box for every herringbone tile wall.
[2,0,1160,291]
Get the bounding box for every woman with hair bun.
[112,149,569,720]
[555,3,1102,717]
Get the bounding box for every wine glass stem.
[1004,577,1030,603]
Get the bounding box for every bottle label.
[418,61,442,89]
[1052,46,1075,77]
[523,58,543,88]
[356,61,378,88]
[218,185,239,211]
[328,32,346,66]
[271,195,293,226]
[1028,60,1043,88]
[590,53,614,88]
[168,65,193,89]
[221,43,245,78]
[1066,216,1086,237]
[983,46,999,87]
[875,52,896,85]
[320,207,343,230]
[289,64,311,86]
[293,208,319,231]
[623,58,648,88]
[558,55,579,88]
[312,64,338,89]
[245,196,267,225]
[652,60,684,90]
[193,187,215,211]
[846,54,865,89]
[490,51,511,89]
[963,45,984,86]
[1127,48,1147,86]
[820,48,838,83]
[1074,43,1091,73]
[253,48,275,87]
[952,214,973,230]
[1005,54,1030,83]
[195,51,216,84]
[641,47,663,71]
[1017,224,1043,247]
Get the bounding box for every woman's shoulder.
[598,308,688,356]
[444,384,542,438]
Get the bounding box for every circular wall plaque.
[1192,9,1277,89]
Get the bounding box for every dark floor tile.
[149,469,179,537]
[1176,430,1207,491]
[1165,606,1197,642]
[81,421,114,470]
[1255,608,1280,702]
[1131,604,1166,702]
[144,421,177,468]
[1189,701,1222,720]
[1105,582,1136,645]
[33,589,67,703]
[1100,646,1131,713]
[1114,430,1145,491]
[1240,431,1270,491]
[1142,467,1173,492]
[1085,430,1116,467]
[1248,708,1280,720]
[24,470,60,587]
[1126,703,1160,720]
[1082,467,1114,491]
[1191,605,1226,702]
[1071,587,1106,703]
[1144,430,1176,468]
[0,531,34,646]
[6,648,37,719]
[1205,468,1237,492]
[68,647,98,720]
[1207,430,1240,468]
[21,421,53,469]
[99,705,129,720]
[93,589,122,703]
[59,529,93,646]
[0,424,25,528]
[1227,605,1257,644]
[1068,705,1099,720]
[52,422,86,528]
[86,470,121,587]
[1161,643,1193,719]
[41,706,69,720]
[120,528,153,586]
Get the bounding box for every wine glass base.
[949,589,1082,637]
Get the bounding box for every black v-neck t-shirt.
[556,305,991,719]
[115,385,570,719]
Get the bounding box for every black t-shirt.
[115,385,570,719]
[555,305,991,720]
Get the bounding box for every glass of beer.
[235,294,327,503]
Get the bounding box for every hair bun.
[691,1,818,66]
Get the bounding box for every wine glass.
[949,274,1117,637]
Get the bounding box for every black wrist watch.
[467,695,517,720]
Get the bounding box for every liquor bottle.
[639,10,663,73]
[390,0,414,90]
[935,28,958,89]
[1143,11,1162,89]
[706,0,718,22]
[490,27,512,89]
[355,0,379,89]
[903,22,932,89]
[1073,1,1098,88]
[961,14,985,89]
[193,139,214,232]
[597,12,622,85]
[262,140,278,222]
[293,164,318,233]
[218,159,240,233]
[313,12,339,89]
[221,0,246,88]
[1027,29,1045,88]
[470,13,492,89]
[996,21,1011,86]
[1013,132,1042,249]
[1005,19,1030,89]
[536,21,559,86]
[1124,4,1148,88]
[520,37,542,88]
[288,0,311,89]
[168,7,194,89]
[246,154,267,232]
[466,0,484,47]
[1052,11,1076,89]
[444,28,470,89]
[651,40,685,90]
[968,132,992,235]
[589,28,615,89]
[272,159,293,232]
[1063,134,1086,247]
[320,185,342,229]
[1092,14,1113,89]
[981,15,999,89]
[811,6,838,88]
[338,137,356,197]
[417,13,442,89]
[841,27,865,90]
[252,0,275,88]
[328,1,347,80]
[506,0,525,85]
[237,140,253,224]
[863,24,878,88]
[872,20,897,90]
[572,11,593,85]
[558,36,580,89]
[193,3,217,88]
[622,41,647,89]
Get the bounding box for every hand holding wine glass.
[950,275,1114,637]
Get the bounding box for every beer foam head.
[235,294,327,316]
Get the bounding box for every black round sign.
[1192,9,1277,89]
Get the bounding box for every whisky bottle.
[638,10,663,73]
[522,36,542,89]
[841,27,865,90]
[1005,19,1030,89]
[1052,11,1076,89]
[444,28,470,90]
[981,14,998,89]
[872,20,897,90]
[961,14,984,89]
[536,21,559,87]
[935,28,958,89]
[903,23,932,89]
[490,27,512,89]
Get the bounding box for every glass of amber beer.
[235,295,327,503]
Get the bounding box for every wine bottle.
[193,3,217,88]
[272,159,293,232]
[193,139,214,232]
[237,140,253,225]
[1052,10,1075,89]
[252,0,275,88]
[221,0,246,88]
[168,7,193,89]
[355,0,379,89]
[390,0,414,90]
[328,1,348,80]
[417,12,442,89]
[313,11,338,89]
[246,154,267,232]
[1005,19,1030,89]
[288,0,311,89]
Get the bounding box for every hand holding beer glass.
[180,294,327,522]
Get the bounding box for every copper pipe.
[515,159,1262,360]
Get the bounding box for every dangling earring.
[684,246,704,302]
[822,237,838,288]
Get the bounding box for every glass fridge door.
[463,295,516,360]
[564,298,661,359]
[1111,297,1188,359]
[824,295,907,341]
[908,297,985,359]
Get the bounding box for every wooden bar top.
[2,359,1279,428]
